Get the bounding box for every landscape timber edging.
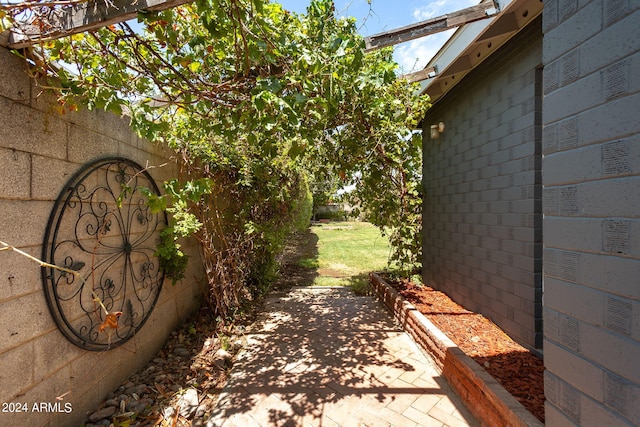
[369,273,544,427]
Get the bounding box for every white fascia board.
[427,18,497,75]
[419,0,529,99]
[417,19,493,94]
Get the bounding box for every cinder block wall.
[422,18,543,351]
[0,47,205,426]
[542,1,640,426]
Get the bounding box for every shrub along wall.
[0,46,205,426]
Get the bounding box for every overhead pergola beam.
[364,0,499,52]
[400,66,437,84]
[1,0,194,49]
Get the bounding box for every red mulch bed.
[387,278,545,423]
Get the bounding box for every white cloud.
[394,30,455,74]
[413,0,451,20]
[413,0,479,21]
[394,1,481,73]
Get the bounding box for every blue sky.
[276,0,478,73]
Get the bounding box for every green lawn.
[298,222,390,293]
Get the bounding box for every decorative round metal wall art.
[41,157,167,351]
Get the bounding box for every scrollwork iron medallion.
[41,157,167,351]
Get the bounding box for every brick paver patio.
[206,286,479,427]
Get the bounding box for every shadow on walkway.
[206,287,479,427]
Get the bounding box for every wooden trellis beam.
[1,0,194,49]
[401,66,437,83]
[364,0,499,52]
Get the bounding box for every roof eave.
[419,0,543,104]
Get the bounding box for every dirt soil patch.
[385,276,545,423]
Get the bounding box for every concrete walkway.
[207,287,479,427]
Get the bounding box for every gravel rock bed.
[84,311,249,427]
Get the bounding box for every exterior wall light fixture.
[430,122,445,139]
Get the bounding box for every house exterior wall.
[422,18,543,351]
[0,46,205,426]
[542,1,640,426]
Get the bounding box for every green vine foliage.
[155,227,190,284]
[33,0,430,317]
[143,178,213,284]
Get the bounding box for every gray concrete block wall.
[0,47,205,426]
[422,17,543,351]
[542,1,640,426]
